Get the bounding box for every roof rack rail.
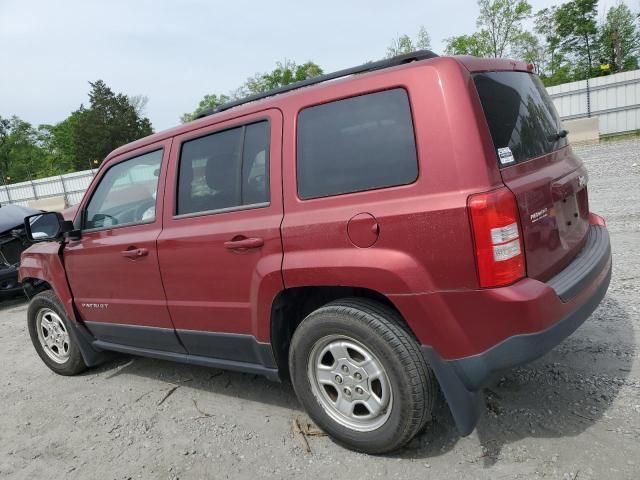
[195,50,439,119]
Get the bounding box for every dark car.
[19,51,611,453]
[0,204,40,298]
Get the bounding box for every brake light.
[468,188,525,288]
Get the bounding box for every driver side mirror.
[24,212,76,242]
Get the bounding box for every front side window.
[177,121,270,216]
[297,88,418,199]
[84,149,163,230]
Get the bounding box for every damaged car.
[0,204,41,299]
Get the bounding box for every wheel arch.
[19,242,77,322]
[269,285,414,379]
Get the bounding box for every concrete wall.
[563,117,600,143]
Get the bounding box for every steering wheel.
[134,199,156,221]
[91,213,118,228]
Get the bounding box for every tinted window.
[177,121,269,215]
[85,149,162,230]
[473,72,567,165]
[297,89,418,199]
[242,122,270,205]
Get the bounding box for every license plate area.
[555,190,589,248]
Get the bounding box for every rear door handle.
[121,248,148,259]
[224,237,264,250]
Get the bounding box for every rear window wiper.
[548,129,569,143]
[555,129,568,139]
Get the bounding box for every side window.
[242,121,270,205]
[84,149,163,230]
[297,88,418,199]
[177,120,270,216]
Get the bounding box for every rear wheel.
[289,298,437,454]
[28,291,87,375]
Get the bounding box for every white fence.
[547,69,640,136]
[0,169,96,208]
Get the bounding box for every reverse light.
[468,188,525,288]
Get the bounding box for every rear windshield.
[473,71,567,166]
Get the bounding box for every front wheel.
[289,298,437,454]
[27,290,88,376]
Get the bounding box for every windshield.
[473,71,567,166]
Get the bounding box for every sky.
[0,0,632,132]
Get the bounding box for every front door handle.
[121,248,149,259]
[224,237,264,250]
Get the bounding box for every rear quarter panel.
[279,58,503,340]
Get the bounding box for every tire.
[27,290,88,376]
[288,298,437,454]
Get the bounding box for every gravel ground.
[1,139,639,480]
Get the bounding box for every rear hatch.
[473,71,590,281]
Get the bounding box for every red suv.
[20,51,611,454]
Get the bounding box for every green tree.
[243,60,323,95]
[0,116,48,183]
[599,3,640,72]
[180,94,232,123]
[385,26,432,58]
[181,60,323,123]
[69,80,153,169]
[37,120,77,175]
[477,0,533,57]
[553,0,600,80]
[534,7,570,85]
[444,1,531,58]
[444,31,493,56]
[511,30,544,70]
[0,81,153,183]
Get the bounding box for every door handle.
[120,248,149,259]
[224,237,264,250]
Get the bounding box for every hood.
[0,204,41,235]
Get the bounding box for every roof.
[108,53,530,161]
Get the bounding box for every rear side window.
[297,89,418,199]
[473,72,567,166]
[177,121,270,216]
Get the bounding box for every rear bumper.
[447,224,611,391]
[417,224,612,434]
[438,259,610,392]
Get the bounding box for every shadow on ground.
[0,296,28,312]
[398,296,634,465]
[83,349,302,413]
[70,295,633,465]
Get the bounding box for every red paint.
[589,212,606,226]
[61,204,79,221]
[18,241,77,322]
[19,55,609,364]
[63,140,175,329]
[347,213,379,248]
[500,147,590,281]
[156,110,284,340]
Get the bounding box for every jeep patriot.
[19,51,612,453]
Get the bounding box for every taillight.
[468,187,525,288]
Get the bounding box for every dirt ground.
[1,139,639,480]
